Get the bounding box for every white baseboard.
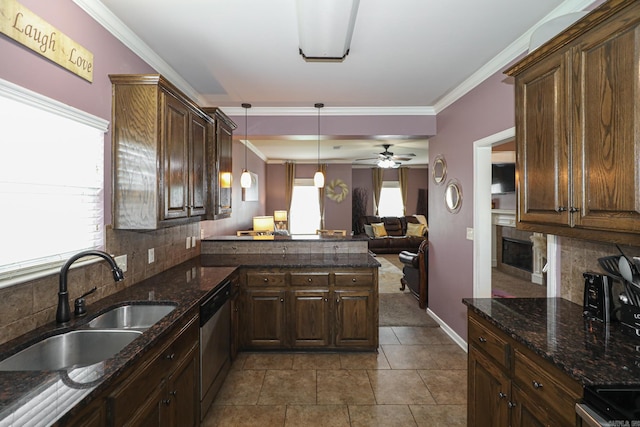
[427,308,468,353]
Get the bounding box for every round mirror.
[432,155,447,185]
[445,179,462,213]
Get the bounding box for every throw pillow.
[363,224,375,238]
[406,222,426,237]
[371,222,388,238]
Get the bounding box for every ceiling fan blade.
[392,156,413,161]
[355,157,379,161]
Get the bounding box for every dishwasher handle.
[200,280,231,326]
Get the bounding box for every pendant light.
[313,103,325,188]
[240,103,252,189]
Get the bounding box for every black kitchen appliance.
[584,272,614,323]
[577,384,640,425]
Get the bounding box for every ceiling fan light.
[377,158,396,168]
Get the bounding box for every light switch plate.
[115,254,127,272]
[466,227,474,240]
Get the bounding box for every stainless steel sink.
[86,304,176,330]
[0,330,142,371]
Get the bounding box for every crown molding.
[433,0,596,113]
[220,106,436,117]
[72,0,202,103]
[240,139,268,162]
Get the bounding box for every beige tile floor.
[202,326,467,426]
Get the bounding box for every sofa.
[354,215,428,254]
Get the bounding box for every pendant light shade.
[240,103,252,189]
[314,103,325,188]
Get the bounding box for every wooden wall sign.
[0,0,94,82]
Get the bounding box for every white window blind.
[0,79,108,284]
[289,179,321,235]
[378,181,404,217]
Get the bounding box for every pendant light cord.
[242,103,251,170]
[315,103,324,167]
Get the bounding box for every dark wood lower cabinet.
[467,310,581,427]
[241,267,378,351]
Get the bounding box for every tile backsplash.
[0,222,201,346]
[559,236,640,305]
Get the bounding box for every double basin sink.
[0,304,176,371]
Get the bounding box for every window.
[378,181,404,217]
[289,179,321,234]
[0,79,108,286]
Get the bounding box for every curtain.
[372,168,384,216]
[398,166,409,215]
[318,163,327,229]
[285,162,295,230]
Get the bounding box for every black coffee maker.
[583,272,614,323]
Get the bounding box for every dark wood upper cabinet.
[202,108,236,220]
[110,74,213,230]
[506,0,640,244]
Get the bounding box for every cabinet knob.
[498,392,507,399]
[352,278,357,282]
[532,380,543,389]
[263,278,269,282]
[165,353,175,360]
[336,298,340,303]
[508,401,517,409]
[280,298,284,302]
[569,207,580,213]
[308,278,313,282]
[556,206,567,212]
[324,298,328,302]
[162,399,171,405]
[478,336,487,343]
[169,390,177,396]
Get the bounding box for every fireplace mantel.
[492,209,516,228]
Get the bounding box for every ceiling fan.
[355,144,416,168]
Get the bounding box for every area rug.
[379,293,439,327]
[377,255,408,294]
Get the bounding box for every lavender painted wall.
[428,71,515,340]
[0,0,155,226]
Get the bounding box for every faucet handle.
[74,287,97,317]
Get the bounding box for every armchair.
[398,239,428,309]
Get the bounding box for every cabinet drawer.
[513,349,581,426]
[290,273,329,287]
[165,315,198,364]
[468,316,509,369]
[334,272,373,286]
[246,272,287,286]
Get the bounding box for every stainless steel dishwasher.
[200,279,231,419]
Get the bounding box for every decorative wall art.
[242,172,258,201]
[432,155,447,185]
[326,179,349,203]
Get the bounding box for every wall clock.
[326,179,349,203]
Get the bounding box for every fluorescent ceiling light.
[296,0,360,62]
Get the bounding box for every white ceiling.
[76,0,592,166]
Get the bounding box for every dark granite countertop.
[464,297,640,386]
[0,257,236,425]
[0,252,380,424]
[200,252,380,268]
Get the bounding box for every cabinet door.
[161,92,189,221]
[571,9,640,233]
[334,289,374,347]
[215,120,233,219]
[468,348,510,427]
[289,290,330,347]
[516,52,570,227]
[166,350,199,427]
[189,113,207,217]
[510,384,556,427]
[244,289,286,348]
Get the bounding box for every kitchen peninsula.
[201,234,380,352]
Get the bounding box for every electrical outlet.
[148,248,155,264]
[115,254,127,272]
[186,237,191,249]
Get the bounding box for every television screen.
[491,163,515,194]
